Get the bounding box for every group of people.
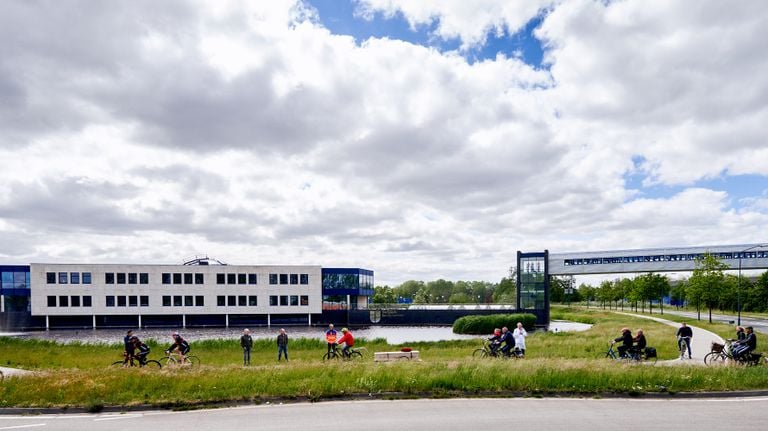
[240,328,290,365]
[121,330,189,365]
[612,327,646,359]
[487,322,528,357]
[731,326,758,361]
[325,323,355,357]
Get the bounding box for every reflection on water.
[3,320,590,345]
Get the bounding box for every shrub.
[452,314,537,334]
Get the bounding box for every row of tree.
[372,277,516,305]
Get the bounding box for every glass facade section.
[82,272,91,284]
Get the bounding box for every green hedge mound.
[452,313,537,334]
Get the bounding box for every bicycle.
[472,340,522,359]
[678,336,692,359]
[598,342,657,364]
[162,350,200,367]
[704,340,763,366]
[110,353,162,369]
[322,345,363,361]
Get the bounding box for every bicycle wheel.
[110,360,130,368]
[161,356,178,367]
[704,352,727,366]
[348,351,363,360]
[323,352,338,361]
[473,348,487,358]
[596,351,612,360]
[142,360,162,369]
[183,355,200,366]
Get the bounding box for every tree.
[493,277,516,303]
[688,253,729,323]
[578,283,596,307]
[634,273,670,314]
[371,285,396,304]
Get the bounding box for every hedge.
[452,313,537,334]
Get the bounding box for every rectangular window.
[59,272,68,284]
[82,272,92,284]
[227,295,236,306]
[57,295,67,307]
[269,274,278,285]
[140,273,149,284]
[116,273,126,284]
[279,274,288,285]
[300,295,309,306]
[128,296,138,307]
[71,296,80,307]
[83,296,92,307]
[195,273,204,285]
[290,295,298,306]
[290,274,298,285]
[162,273,171,284]
[70,272,80,284]
[217,273,225,285]
[106,273,115,284]
[106,296,115,307]
[184,273,193,284]
[117,296,126,307]
[162,296,171,307]
[248,274,257,285]
[128,273,137,284]
[173,273,182,284]
[280,295,289,306]
[300,274,309,285]
[227,273,236,285]
[46,272,56,284]
[270,295,278,306]
[195,296,204,306]
[217,296,225,306]
[248,295,257,306]
[238,274,246,285]
[140,296,149,307]
[238,295,246,306]
[173,295,182,306]
[47,295,56,307]
[185,295,193,306]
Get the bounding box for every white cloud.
[0,0,766,285]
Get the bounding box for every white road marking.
[0,424,46,430]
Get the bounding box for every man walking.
[277,328,289,361]
[240,328,253,366]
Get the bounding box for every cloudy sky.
[1,0,767,286]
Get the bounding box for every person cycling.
[325,324,338,356]
[123,330,135,364]
[488,328,502,355]
[499,327,516,357]
[131,336,150,365]
[732,326,757,361]
[612,328,633,358]
[676,322,693,359]
[336,328,354,358]
[165,332,191,362]
[630,329,646,359]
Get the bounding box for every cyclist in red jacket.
[336,328,354,358]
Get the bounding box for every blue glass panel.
[1,272,12,284]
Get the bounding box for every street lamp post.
[737,244,768,326]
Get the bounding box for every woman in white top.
[512,322,528,356]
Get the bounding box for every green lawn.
[1,309,766,409]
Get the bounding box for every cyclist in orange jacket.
[336,328,355,358]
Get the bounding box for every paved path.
[1,398,767,431]
[0,366,32,378]
[660,309,768,335]
[615,311,723,363]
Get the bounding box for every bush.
[452,314,537,334]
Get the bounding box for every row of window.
[563,251,768,266]
[2,271,30,290]
[46,272,92,284]
[106,295,150,307]
[47,295,93,307]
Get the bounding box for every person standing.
[277,328,289,362]
[123,330,135,364]
[676,322,693,359]
[512,322,528,356]
[240,328,253,366]
[325,323,338,355]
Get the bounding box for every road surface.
[1,397,766,431]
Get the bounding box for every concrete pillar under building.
[267,314,271,327]
[308,313,312,326]
[182,314,186,328]
[92,315,96,329]
[138,315,142,328]
[0,294,4,313]
[225,314,229,328]
[45,315,49,330]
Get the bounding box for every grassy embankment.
[1,309,766,409]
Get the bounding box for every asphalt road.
[661,309,768,334]
[1,397,766,431]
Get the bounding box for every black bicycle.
[678,336,691,359]
[598,342,657,364]
[323,345,363,361]
[704,341,764,366]
[472,340,523,359]
[110,354,162,369]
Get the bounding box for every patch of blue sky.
[308,0,546,68]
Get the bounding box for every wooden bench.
[374,350,420,362]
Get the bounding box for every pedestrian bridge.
[546,243,768,276]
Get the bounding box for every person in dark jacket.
[131,336,150,365]
[631,329,647,358]
[240,328,253,366]
[676,322,693,359]
[613,328,633,358]
[488,328,502,354]
[732,326,757,360]
[499,327,516,357]
[736,326,746,341]
[277,328,289,362]
[123,330,135,364]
